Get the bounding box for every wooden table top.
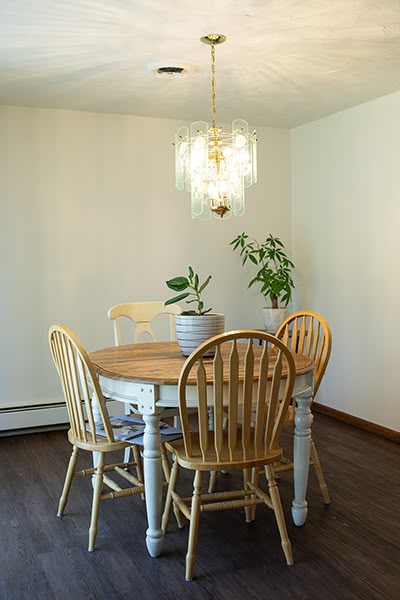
[90,341,314,386]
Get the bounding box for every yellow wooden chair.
[161,330,296,581]
[107,301,181,345]
[107,301,183,475]
[49,324,145,552]
[273,310,332,503]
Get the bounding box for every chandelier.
[175,34,257,220]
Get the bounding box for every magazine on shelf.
[90,415,182,444]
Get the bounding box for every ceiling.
[1,0,400,128]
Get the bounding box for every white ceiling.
[1,0,400,128]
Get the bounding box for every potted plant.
[165,266,224,356]
[230,232,295,332]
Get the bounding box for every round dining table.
[90,340,314,557]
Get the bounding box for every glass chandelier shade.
[175,34,257,220]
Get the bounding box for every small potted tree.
[230,232,295,332]
[165,266,224,356]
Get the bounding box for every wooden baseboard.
[312,403,400,443]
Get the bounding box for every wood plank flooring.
[0,413,399,600]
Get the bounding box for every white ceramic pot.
[262,307,288,334]
[175,313,225,356]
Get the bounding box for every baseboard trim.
[312,403,400,443]
[3,398,399,443]
[0,400,124,436]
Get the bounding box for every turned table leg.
[292,385,313,526]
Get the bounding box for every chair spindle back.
[49,324,114,445]
[276,311,332,398]
[178,330,295,465]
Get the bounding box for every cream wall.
[291,90,400,431]
[0,106,291,411]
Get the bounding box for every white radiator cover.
[0,400,123,433]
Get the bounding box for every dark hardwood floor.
[0,413,399,600]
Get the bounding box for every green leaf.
[198,275,212,293]
[249,276,259,288]
[165,266,213,315]
[164,292,190,306]
[166,276,189,292]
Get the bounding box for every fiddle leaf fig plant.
[231,232,295,309]
[165,266,212,315]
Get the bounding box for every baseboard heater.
[0,399,123,436]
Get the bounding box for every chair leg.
[265,465,294,566]
[131,444,145,499]
[161,459,180,534]
[123,446,131,464]
[185,470,203,581]
[248,467,260,522]
[131,444,143,480]
[208,470,217,493]
[161,444,171,482]
[161,446,185,528]
[88,452,105,552]
[310,439,331,504]
[243,468,253,523]
[57,445,79,517]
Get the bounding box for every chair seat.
[67,428,130,453]
[166,433,283,471]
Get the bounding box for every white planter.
[175,313,225,356]
[262,307,288,334]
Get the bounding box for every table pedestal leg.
[292,387,313,526]
[142,412,164,557]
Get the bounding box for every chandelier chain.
[211,43,216,129]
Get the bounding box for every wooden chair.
[48,324,145,552]
[161,330,296,581]
[273,310,332,504]
[107,301,183,466]
[107,301,182,345]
